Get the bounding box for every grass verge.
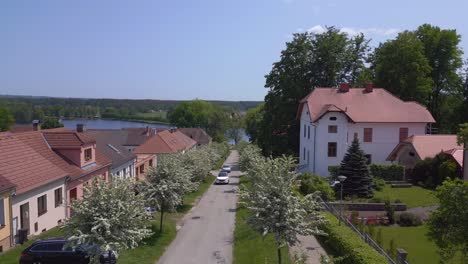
[233,176,291,264]
[373,184,438,208]
[376,224,461,264]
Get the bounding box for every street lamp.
[337,175,347,226]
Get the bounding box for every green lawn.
[0,175,216,264]
[373,185,438,208]
[233,177,291,264]
[376,225,461,264]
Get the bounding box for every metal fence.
[320,197,403,264]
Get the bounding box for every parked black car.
[19,238,116,264]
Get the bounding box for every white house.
[297,83,435,177]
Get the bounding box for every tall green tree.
[244,103,264,144]
[41,117,64,129]
[262,27,369,156]
[0,106,15,131]
[415,24,464,122]
[168,100,230,142]
[428,179,468,262]
[373,31,433,105]
[339,138,373,198]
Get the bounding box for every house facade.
[298,84,435,177]
[0,177,15,252]
[0,132,69,241]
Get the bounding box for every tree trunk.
[160,208,164,233]
[277,247,282,264]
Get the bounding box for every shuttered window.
[37,195,47,216]
[328,142,337,157]
[399,128,409,142]
[364,128,373,142]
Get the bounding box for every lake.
[60,119,249,143]
[60,119,172,130]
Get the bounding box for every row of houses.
[0,125,212,252]
[298,83,467,179]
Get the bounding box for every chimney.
[76,124,86,133]
[364,82,373,93]
[339,83,350,93]
[32,120,41,131]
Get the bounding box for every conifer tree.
[339,138,373,198]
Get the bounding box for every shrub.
[318,214,388,264]
[372,177,385,191]
[384,199,395,224]
[412,154,461,188]
[394,199,402,203]
[369,164,405,181]
[299,173,335,200]
[397,212,423,226]
[328,165,340,179]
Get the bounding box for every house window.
[54,188,63,208]
[307,126,310,139]
[303,124,306,138]
[34,222,38,232]
[37,195,47,216]
[399,128,409,142]
[328,125,338,133]
[70,188,77,201]
[123,168,127,176]
[84,148,92,161]
[116,171,120,176]
[329,117,337,121]
[328,142,337,157]
[364,128,373,142]
[303,148,306,160]
[364,154,372,165]
[0,199,5,227]
[149,159,153,167]
[140,165,145,173]
[409,152,415,157]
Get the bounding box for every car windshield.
[218,173,227,177]
[223,166,230,168]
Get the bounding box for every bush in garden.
[384,199,395,224]
[369,164,405,181]
[412,153,461,188]
[372,177,385,191]
[298,173,335,200]
[397,212,423,226]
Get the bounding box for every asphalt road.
[157,150,240,264]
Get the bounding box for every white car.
[216,171,230,184]
[222,165,231,173]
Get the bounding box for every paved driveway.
[157,150,240,264]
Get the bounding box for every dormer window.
[84,148,92,161]
[329,117,337,121]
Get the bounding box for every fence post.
[397,248,408,264]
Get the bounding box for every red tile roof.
[387,135,462,161]
[298,88,435,123]
[444,148,464,167]
[0,132,68,194]
[15,131,111,181]
[134,130,197,154]
[43,132,95,149]
[0,175,15,193]
[9,126,69,133]
[177,128,212,145]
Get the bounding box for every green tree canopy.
[339,138,373,198]
[428,179,468,262]
[244,103,264,144]
[0,106,15,132]
[168,99,230,142]
[261,27,369,156]
[373,31,433,105]
[41,117,64,129]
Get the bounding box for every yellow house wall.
[0,192,12,251]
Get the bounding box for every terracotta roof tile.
[299,88,435,123]
[134,130,197,154]
[0,132,68,194]
[443,148,464,167]
[43,132,95,149]
[177,128,212,145]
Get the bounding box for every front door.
[20,203,30,234]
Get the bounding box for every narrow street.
[157,150,240,264]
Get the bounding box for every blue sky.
[1,0,467,101]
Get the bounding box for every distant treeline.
[0,96,262,124]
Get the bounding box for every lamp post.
[337,175,347,226]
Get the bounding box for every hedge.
[369,164,405,181]
[317,213,388,264]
